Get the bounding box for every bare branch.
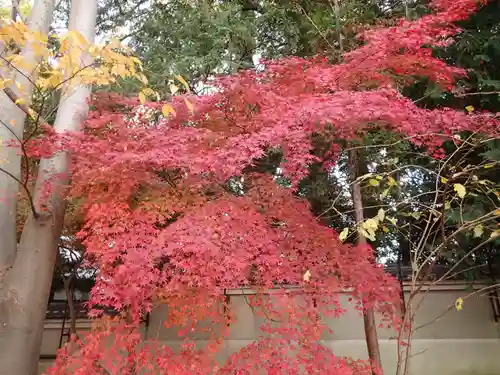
[11,0,26,23]
[0,165,39,219]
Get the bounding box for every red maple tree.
[39,0,499,373]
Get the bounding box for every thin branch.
[454,91,500,97]
[0,54,43,96]
[0,118,22,144]
[11,0,26,23]
[414,283,500,331]
[2,85,47,124]
[0,166,38,218]
[295,2,336,52]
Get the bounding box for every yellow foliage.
[0,21,146,94]
[455,297,464,311]
[162,104,176,118]
[339,227,349,242]
[453,183,466,199]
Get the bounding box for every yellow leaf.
[388,176,397,186]
[465,105,474,113]
[360,228,376,241]
[0,78,12,89]
[363,218,378,231]
[455,297,463,311]
[107,38,121,49]
[382,226,389,233]
[495,209,500,216]
[484,162,496,169]
[161,104,176,118]
[445,201,451,210]
[387,217,397,225]
[184,98,194,114]
[15,80,23,92]
[368,179,379,187]
[170,84,179,95]
[453,183,466,199]
[303,270,312,282]
[138,74,148,85]
[142,88,155,97]
[473,225,484,238]
[138,91,146,104]
[175,75,190,92]
[377,208,385,222]
[441,177,448,184]
[339,227,349,242]
[380,188,390,199]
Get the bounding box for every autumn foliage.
[37,0,500,374]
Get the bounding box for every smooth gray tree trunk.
[0,1,97,374]
[0,0,55,268]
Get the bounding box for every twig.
[415,283,500,331]
[295,2,336,52]
[11,0,26,23]
[454,91,500,97]
[2,85,48,124]
[0,166,38,218]
[0,54,43,96]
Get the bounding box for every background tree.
[0,0,151,373]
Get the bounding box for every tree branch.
[11,0,26,23]
[0,165,39,219]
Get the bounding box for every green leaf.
[368,179,380,187]
[454,183,466,199]
[474,54,491,62]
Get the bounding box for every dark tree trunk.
[349,149,383,374]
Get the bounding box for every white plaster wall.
[39,283,500,375]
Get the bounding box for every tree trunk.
[348,149,383,375]
[0,0,56,268]
[63,275,77,337]
[0,1,97,374]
